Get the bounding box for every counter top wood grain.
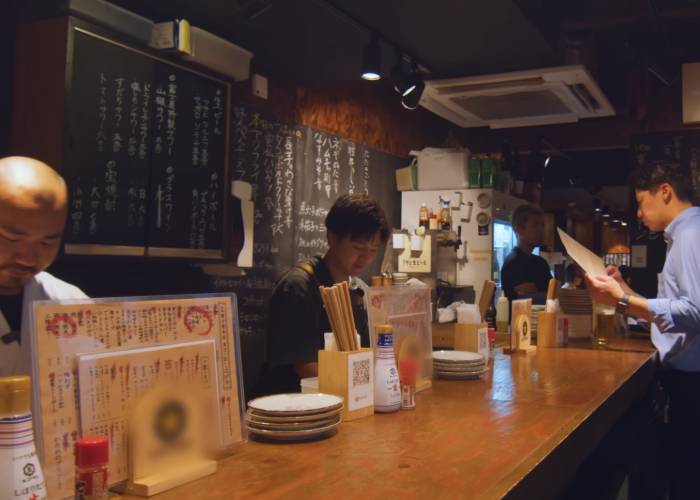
[120,338,656,500]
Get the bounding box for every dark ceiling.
[107,0,700,90]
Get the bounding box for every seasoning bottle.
[399,357,417,410]
[439,197,451,231]
[0,375,48,500]
[75,436,109,500]
[429,212,438,230]
[373,324,401,413]
[419,203,429,229]
[496,294,509,334]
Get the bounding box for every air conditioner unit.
[419,65,615,129]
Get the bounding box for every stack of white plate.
[246,393,343,442]
[432,350,487,380]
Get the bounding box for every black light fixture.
[391,53,417,96]
[361,34,381,81]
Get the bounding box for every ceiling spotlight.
[361,35,381,81]
[544,156,551,168]
[620,220,628,227]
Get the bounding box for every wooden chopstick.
[319,286,344,350]
[546,278,559,301]
[340,281,358,350]
[319,282,361,351]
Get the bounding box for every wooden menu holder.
[117,384,217,497]
[453,322,489,359]
[318,348,374,421]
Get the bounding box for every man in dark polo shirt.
[501,203,551,304]
[258,194,390,395]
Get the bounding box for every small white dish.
[248,393,343,415]
[432,350,484,363]
[246,420,340,441]
[246,407,342,423]
[436,369,488,380]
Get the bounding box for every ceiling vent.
[419,65,615,129]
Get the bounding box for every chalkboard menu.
[211,106,404,390]
[62,25,230,259]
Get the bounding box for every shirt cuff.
[647,298,675,332]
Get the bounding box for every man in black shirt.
[501,203,551,304]
[259,194,390,395]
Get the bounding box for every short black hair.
[565,263,583,283]
[511,203,543,230]
[325,194,390,242]
[629,160,693,202]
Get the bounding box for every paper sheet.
[31,295,244,500]
[77,340,220,485]
[556,227,607,277]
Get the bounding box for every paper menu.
[30,295,244,500]
[556,227,608,277]
[77,340,220,485]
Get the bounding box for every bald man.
[0,156,86,376]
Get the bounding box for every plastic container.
[0,376,48,500]
[75,436,109,500]
[399,358,417,410]
[457,304,480,324]
[496,295,509,333]
[373,325,401,413]
[300,377,319,394]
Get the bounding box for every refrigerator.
[401,189,527,304]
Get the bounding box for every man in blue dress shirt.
[587,160,699,500]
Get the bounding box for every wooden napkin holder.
[318,348,374,421]
[453,322,489,359]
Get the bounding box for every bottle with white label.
[373,324,401,413]
[0,375,48,500]
[496,294,510,334]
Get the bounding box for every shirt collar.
[664,207,700,243]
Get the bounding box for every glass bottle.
[419,203,429,229]
[0,376,48,500]
[373,324,401,413]
[75,436,109,500]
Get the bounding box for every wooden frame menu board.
[30,294,245,499]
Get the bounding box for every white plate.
[433,365,486,373]
[246,408,342,423]
[246,420,340,441]
[246,416,341,431]
[248,393,343,415]
[432,350,484,363]
[436,369,487,380]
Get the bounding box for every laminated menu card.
[30,294,244,499]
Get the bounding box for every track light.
[401,79,425,109]
[361,35,381,81]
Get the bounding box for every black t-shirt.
[0,292,23,345]
[501,247,551,304]
[257,256,370,396]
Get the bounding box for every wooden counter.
[121,338,656,500]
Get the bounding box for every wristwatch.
[615,293,631,315]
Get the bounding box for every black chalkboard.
[212,105,404,393]
[62,24,230,259]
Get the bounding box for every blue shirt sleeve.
[648,228,700,336]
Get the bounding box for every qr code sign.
[352,359,370,387]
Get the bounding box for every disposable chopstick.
[320,286,345,351]
[546,278,559,301]
[330,286,352,351]
[478,280,496,322]
[339,281,358,350]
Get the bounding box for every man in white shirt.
[0,156,86,376]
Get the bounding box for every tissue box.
[411,148,470,190]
